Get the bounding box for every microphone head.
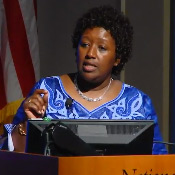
[65,98,73,109]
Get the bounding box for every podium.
[0,151,175,175]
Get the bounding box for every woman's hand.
[23,89,48,119]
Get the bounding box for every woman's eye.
[80,42,89,48]
[99,46,107,51]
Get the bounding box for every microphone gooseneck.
[153,141,175,146]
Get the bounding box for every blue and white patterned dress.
[12,76,167,154]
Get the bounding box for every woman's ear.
[114,58,120,66]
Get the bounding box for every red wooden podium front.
[1,151,175,175]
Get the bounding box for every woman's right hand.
[23,89,48,119]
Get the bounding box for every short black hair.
[72,5,133,76]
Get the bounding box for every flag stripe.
[0,0,39,109]
[4,41,23,103]
[0,0,7,108]
[1,19,23,104]
[18,0,40,81]
[0,55,7,108]
[3,0,36,97]
[1,2,23,103]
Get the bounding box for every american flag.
[0,0,40,109]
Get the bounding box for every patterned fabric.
[12,76,167,154]
[4,124,15,134]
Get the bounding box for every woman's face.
[77,27,118,82]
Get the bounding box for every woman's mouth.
[83,63,97,72]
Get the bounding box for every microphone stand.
[42,124,55,156]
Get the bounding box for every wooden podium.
[0,151,175,175]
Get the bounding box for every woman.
[6,5,167,154]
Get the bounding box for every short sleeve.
[142,94,168,154]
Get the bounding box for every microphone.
[153,141,175,146]
[65,98,73,109]
[42,98,73,121]
[65,98,76,118]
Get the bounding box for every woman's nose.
[86,45,96,59]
